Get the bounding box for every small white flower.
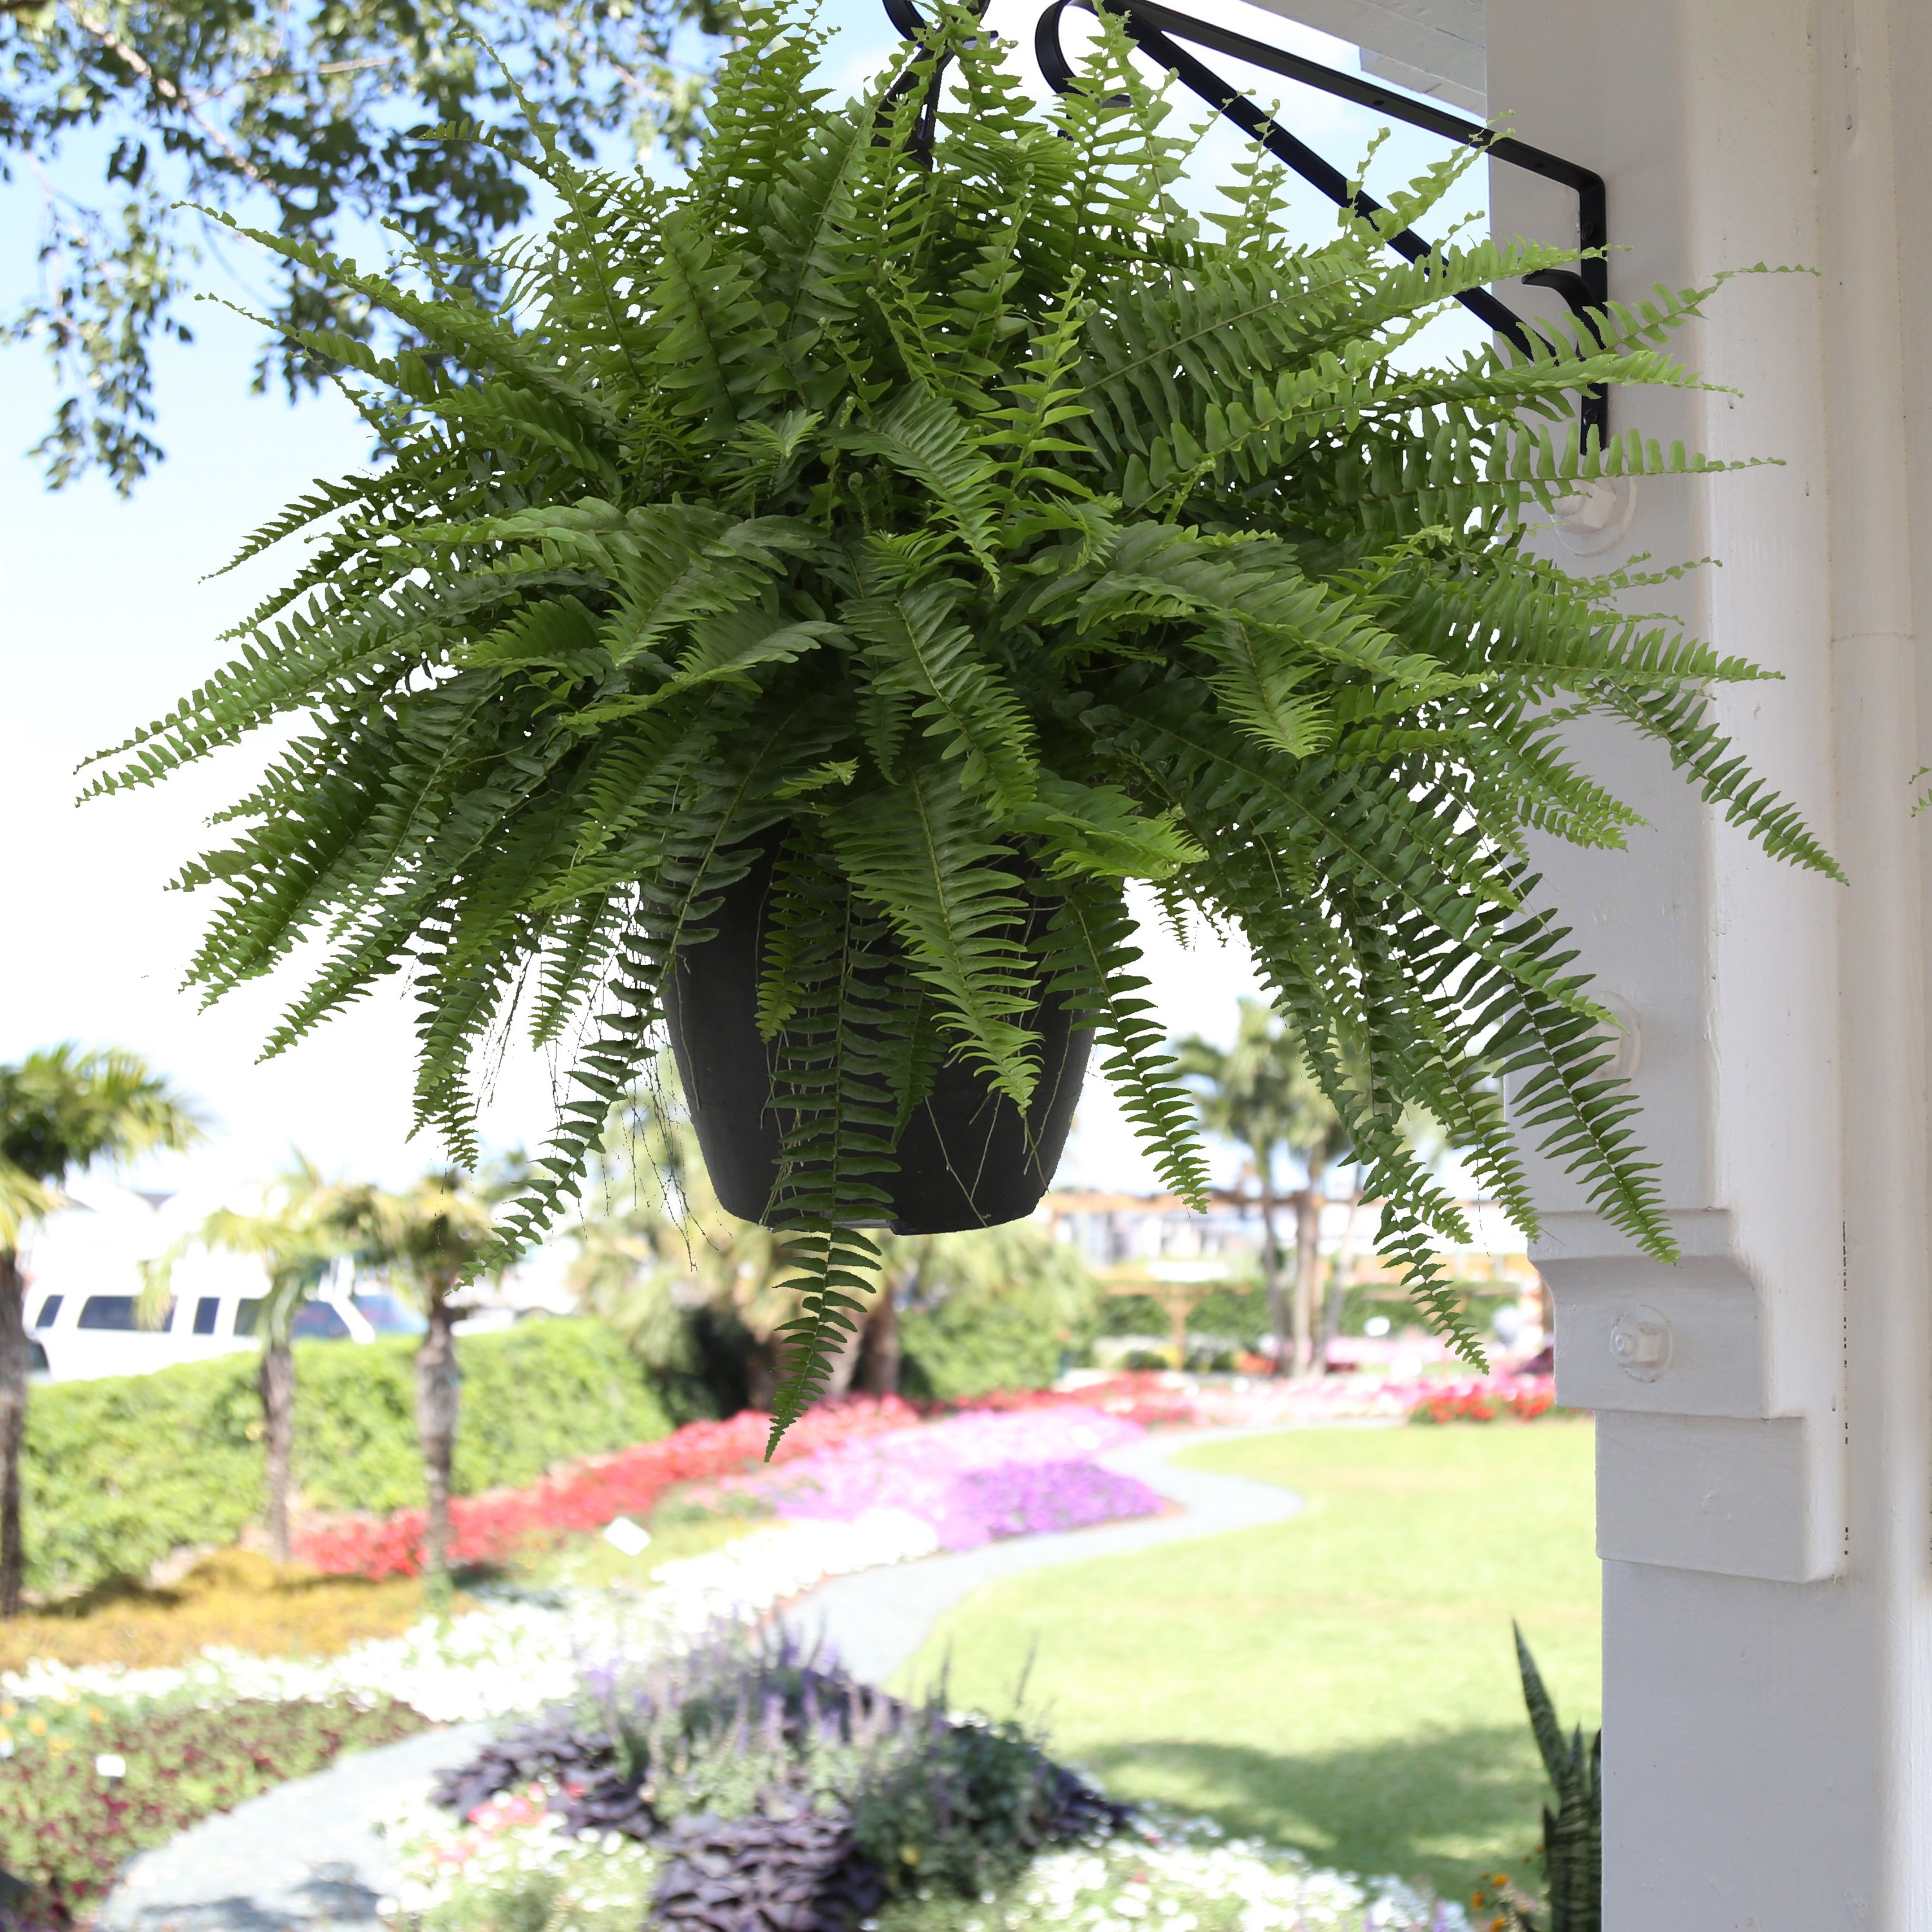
[95,1753,128,1778]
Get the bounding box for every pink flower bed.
[1030,1368,1561,1430]
[947,1377,1201,1428]
[291,1396,922,1578]
[715,1408,1161,1549]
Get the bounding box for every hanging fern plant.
[91,1,1836,1446]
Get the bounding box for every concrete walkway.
[95,1723,495,1932]
[95,1427,1300,1931]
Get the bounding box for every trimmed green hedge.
[900,1285,1082,1403]
[896,1260,1097,1399]
[21,1318,672,1595]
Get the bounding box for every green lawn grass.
[894,1419,1599,1906]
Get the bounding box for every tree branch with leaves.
[1,0,739,489]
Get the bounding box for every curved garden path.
[95,1426,1302,1932]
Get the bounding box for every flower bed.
[0,1510,947,1726]
[0,1412,1161,1725]
[387,1795,1470,1932]
[293,1396,924,1578]
[1407,1381,1558,1426]
[708,1409,1162,1551]
[1031,1370,1562,1431]
[381,1636,1466,1932]
[286,1372,1562,1584]
[0,1691,429,1927]
[0,1550,444,1675]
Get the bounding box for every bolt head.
[1610,1305,1672,1381]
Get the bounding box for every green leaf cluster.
[1,0,741,491]
[1514,1622,1602,1932]
[97,2,1836,1444]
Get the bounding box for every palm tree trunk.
[1319,1185,1364,1371]
[1288,1188,1314,1377]
[1257,1177,1289,1375]
[0,1251,25,1618]
[860,1287,900,1397]
[259,1338,295,1563]
[1292,1177,1327,1379]
[415,1290,462,1582]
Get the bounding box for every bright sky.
[0,0,1486,1210]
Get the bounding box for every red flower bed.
[936,1374,1198,1428]
[292,1396,921,1579]
[1407,1377,1558,1425]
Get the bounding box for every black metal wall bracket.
[882,0,1611,441]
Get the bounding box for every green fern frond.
[1038,883,1211,1208]
[845,582,1039,810]
[826,762,1042,1106]
[118,0,1838,1447]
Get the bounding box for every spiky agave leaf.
[106,0,1837,1441]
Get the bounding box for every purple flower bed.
[709,1410,1164,1550]
[946,1459,1165,1544]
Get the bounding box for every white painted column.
[1483,0,1932,1922]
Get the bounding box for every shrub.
[21,1318,672,1595]
[19,1355,265,1602]
[900,1294,1068,1403]
[0,1693,429,1924]
[1092,1283,1270,1346]
[296,1318,673,1512]
[430,1630,1126,1928]
[1337,1280,1520,1340]
[893,1227,1099,1403]
[651,1802,884,1932]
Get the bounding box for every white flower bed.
[986,1824,1467,1931]
[379,1786,1466,1932]
[0,1507,940,1719]
[385,1785,661,1932]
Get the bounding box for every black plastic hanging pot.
[663,840,1091,1235]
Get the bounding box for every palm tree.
[141,1157,341,1560]
[333,1167,509,1584]
[1174,1001,1350,1377]
[0,1046,203,1614]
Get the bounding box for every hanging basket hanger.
[880,0,1612,441]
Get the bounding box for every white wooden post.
[1482,0,1932,1922]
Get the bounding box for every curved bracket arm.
[886,0,1611,440]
